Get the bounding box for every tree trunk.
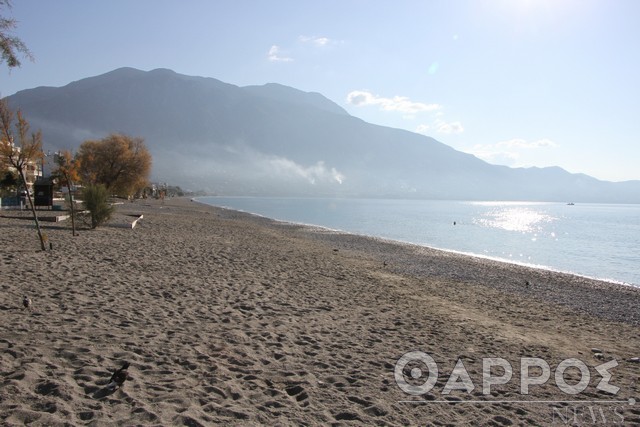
[18,168,47,251]
[65,177,77,236]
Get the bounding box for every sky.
[2,0,639,182]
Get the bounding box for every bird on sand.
[22,296,32,310]
[107,361,130,390]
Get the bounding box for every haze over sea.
[200,197,640,287]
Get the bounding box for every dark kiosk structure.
[34,177,54,208]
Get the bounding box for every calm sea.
[199,197,640,287]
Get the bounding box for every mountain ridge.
[5,68,639,202]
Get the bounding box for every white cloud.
[267,45,293,62]
[215,144,345,185]
[416,119,464,135]
[466,138,559,165]
[267,157,344,185]
[416,124,430,134]
[435,120,464,134]
[268,36,341,63]
[467,146,521,163]
[346,90,442,114]
[299,35,334,47]
[494,138,558,149]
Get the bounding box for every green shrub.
[82,184,115,228]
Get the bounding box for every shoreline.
[200,199,640,327]
[1,197,639,425]
[198,197,640,289]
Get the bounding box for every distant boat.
[567,202,575,205]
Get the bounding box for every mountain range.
[5,67,640,202]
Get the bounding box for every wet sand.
[1,197,639,426]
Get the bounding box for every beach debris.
[594,353,604,360]
[333,248,339,252]
[591,348,603,354]
[107,361,130,390]
[22,296,32,310]
[628,357,640,364]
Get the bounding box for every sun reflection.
[475,207,556,233]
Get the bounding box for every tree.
[0,168,17,195]
[0,98,47,250]
[1,0,33,69]
[81,184,114,229]
[52,150,80,235]
[77,134,152,197]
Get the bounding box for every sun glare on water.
[475,207,556,233]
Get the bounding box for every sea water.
[199,197,640,287]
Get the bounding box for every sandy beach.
[1,197,639,426]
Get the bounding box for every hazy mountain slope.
[6,68,639,202]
